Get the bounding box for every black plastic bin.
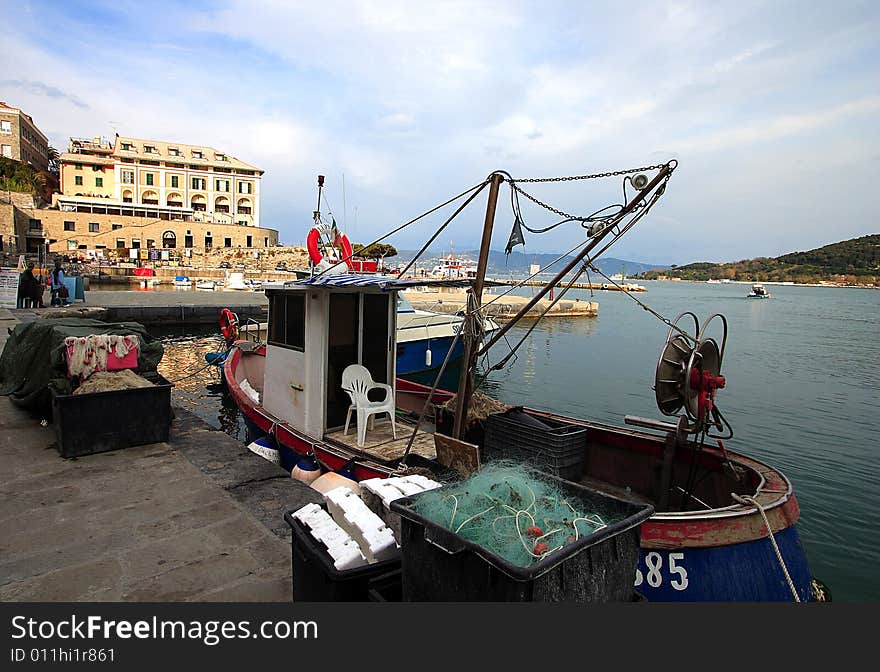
[483,408,588,480]
[284,509,400,602]
[389,474,653,602]
[51,372,172,458]
[367,569,403,602]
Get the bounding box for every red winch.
[689,368,726,424]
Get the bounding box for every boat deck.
[325,419,437,461]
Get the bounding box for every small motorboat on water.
[174,275,191,288]
[747,283,772,299]
[220,168,823,602]
[195,280,216,290]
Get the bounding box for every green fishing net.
[405,461,623,568]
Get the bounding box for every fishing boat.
[174,275,191,287]
[747,283,772,299]
[430,249,478,279]
[195,280,216,290]
[223,167,822,601]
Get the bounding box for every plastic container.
[483,408,588,480]
[390,474,654,602]
[51,372,172,458]
[367,570,403,602]
[284,509,401,602]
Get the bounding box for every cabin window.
[268,293,305,351]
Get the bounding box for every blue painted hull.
[635,525,813,601]
[396,334,464,376]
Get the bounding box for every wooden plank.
[434,434,480,478]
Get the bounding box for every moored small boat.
[222,168,821,601]
[195,280,216,290]
[747,283,772,298]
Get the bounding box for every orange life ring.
[219,308,239,344]
[307,223,354,270]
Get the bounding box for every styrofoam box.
[323,487,399,564]
[359,476,442,541]
[291,502,367,571]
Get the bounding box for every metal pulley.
[653,312,731,437]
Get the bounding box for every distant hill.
[397,249,668,277]
[640,234,880,284]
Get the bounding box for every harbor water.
[157,280,880,602]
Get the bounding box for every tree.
[352,242,397,259]
[47,146,60,175]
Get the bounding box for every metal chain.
[510,163,671,221]
[513,164,669,183]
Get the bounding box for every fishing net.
[439,390,507,424]
[405,461,623,568]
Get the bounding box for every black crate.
[390,474,653,602]
[284,510,401,602]
[367,569,403,602]
[51,372,172,458]
[484,409,587,480]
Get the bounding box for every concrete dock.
[403,289,598,319]
[12,289,269,326]
[0,307,322,601]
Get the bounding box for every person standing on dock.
[50,258,68,307]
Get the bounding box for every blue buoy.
[336,458,357,480]
[205,351,229,366]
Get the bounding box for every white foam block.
[291,503,367,571]
[324,487,399,564]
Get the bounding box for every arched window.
[122,189,133,203]
[142,190,159,205]
[215,196,230,213]
[236,198,252,215]
[162,230,177,249]
[191,194,206,212]
[166,192,183,208]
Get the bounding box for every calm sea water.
[158,281,880,602]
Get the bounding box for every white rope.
[732,493,801,602]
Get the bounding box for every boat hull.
[224,344,815,601]
[396,334,464,375]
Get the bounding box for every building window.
[64,221,75,231]
[121,170,134,184]
[74,163,82,170]
[246,235,252,247]
[1,145,11,158]
[144,145,156,153]
[171,175,179,188]
[92,165,102,172]
[191,177,205,190]
[74,175,83,186]
[112,223,122,230]
[264,237,269,246]
[0,120,11,134]
[89,222,99,233]
[116,239,126,248]
[169,148,179,156]
[238,182,252,194]
[121,143,133,151]
[95,177,103,187]
[131,239,140,248]
[224,237,232,248]
[192,150,204,159]
[237,220,247,226]
[146,173,154,186]
[216,153,226,161]
[29,219,41,231]
[147,239,155,248]
[216,179,229,192]
[204,236,212,248]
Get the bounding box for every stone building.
[0,102,50,172]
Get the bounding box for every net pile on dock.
[73,369,154,395]
[406,461,618,568]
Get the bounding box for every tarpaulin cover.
[0,318,164,416]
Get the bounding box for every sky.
[2,0,879,264]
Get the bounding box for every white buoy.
[425,348,432,368]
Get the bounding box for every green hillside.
[641,234,880,285]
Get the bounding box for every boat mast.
[452,172,504,439]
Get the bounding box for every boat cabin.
[263,276,399,438]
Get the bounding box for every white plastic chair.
[341,364,396,447]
